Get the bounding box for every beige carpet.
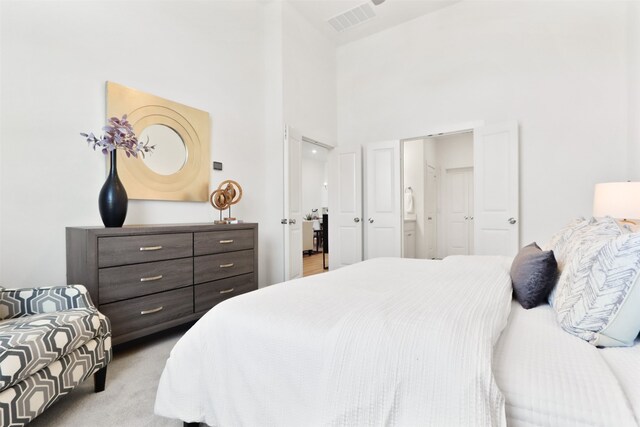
[29,326,189,427]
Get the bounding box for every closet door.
[283,126,303,280]
[444,167,473,256]
[473,122,519,256]
[329,146,363,269]
[364,141,402,259]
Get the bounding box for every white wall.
[628,2,640,181]
[0,0,4,282]
[4,0,633,284]
[434,133,473,171]
[0,0,337,288]
[254,1,337,285]
[261,1,286,287]
[424,138,437,168]
[337,1,630,246]
[0,1,270,286]
[301,156,328,217]
[283,3,337,146]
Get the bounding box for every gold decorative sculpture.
[210,180,243,224]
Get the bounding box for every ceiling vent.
[327,3,376,33]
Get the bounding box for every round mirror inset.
[139,124,187,175]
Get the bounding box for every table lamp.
[593,182,640,224]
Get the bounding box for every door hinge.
[281,218,288,224]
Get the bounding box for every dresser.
[66,223,258,345]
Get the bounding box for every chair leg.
[94,366,107,393]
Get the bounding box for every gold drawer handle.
[140,246,163,251]
[219,288,235,294]
[140,306,164,315]
[219,263,234,268]
[140,275,163,282]
[219,240,234,244]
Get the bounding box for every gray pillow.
[510,242,558,309]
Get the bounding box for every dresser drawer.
[194,250,254,284]
[99,287,193,338]
[98,233,193,267]
[67,223,258,344]
[194,229,254,255]
[98,258,193,304]
[194,273,256,313]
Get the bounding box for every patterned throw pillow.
[556,232,640,347]
[549,217,622,309]
[545,217,588,268]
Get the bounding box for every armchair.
[0,285,112,426]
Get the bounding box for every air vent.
[327,3,376,33]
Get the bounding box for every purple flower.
[80,115,154,158]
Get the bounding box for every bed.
[154,250,640,426]
[494,301,639,426]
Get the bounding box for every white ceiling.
[287,0,462,46]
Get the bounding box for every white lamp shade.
[593,182,640,219]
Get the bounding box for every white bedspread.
[494,301,639,427]
[601,339,640,424]
[155,256,513,426]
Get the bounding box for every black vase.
[98,150,128,227]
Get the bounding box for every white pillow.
[554,226,640,347]
[545,217,588,269]
[549,217,622,308]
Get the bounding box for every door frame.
[402,120,484,141]
[328,119,518,271]
[283,127,334,280]
[401,119,519,258]
[401,121,481,260]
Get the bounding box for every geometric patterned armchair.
[0,285,112,427]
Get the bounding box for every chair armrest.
[0,284,96,320]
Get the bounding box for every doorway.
[301,140,330,277]
[432,132,474,258]
[402,130,475,259]
[330,121,518,269]
[283,126,331,281]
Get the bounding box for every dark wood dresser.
[66,223,258,345]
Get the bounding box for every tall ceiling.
[287,0,462,46]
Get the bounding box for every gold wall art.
[106,82,210,201]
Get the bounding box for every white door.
[425,164,437,259]
[444,168,473,256]
[473,121,519,255]
[329,146,363,269]
[283,126,303,280]
[364,140,401,259]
